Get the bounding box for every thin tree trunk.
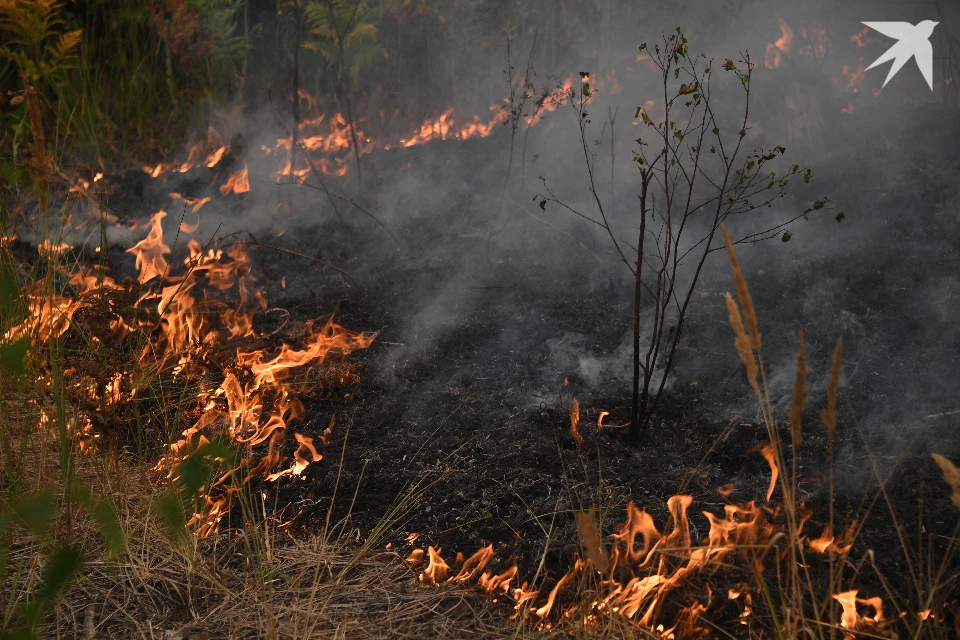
[165,41,176,102]
[291,0,302,174]
[240,0,249,102]
[341,69,363,179]
[630,171,650,442]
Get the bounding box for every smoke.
[41,0,960,463]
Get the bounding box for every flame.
[525,77,575,128]
[126,211,170,283]
[219,162,250,196]
[143,74,576,183]
[597,411,609,429]
[12,211,380,535]
[206,144,229,168]
[842,61,866,94]
[838,60,867,114]
[570,397,582,445]
[850,28,871,48]
[406,415,886,635]
[834,590,884,629]
[764,18,794,69]
[169,192,211,215]
[421,546,451,585]
[799,27,832,59]
[759,443,778,501]
[37,239,71,255]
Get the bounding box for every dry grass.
[3,432,530,640]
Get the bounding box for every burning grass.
[4,188,960,638]
[389,225,960,638]
[3,30,960,635]
[2,198,376,534]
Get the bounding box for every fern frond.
[54,28,82,58]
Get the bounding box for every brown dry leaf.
[932,453,960,508]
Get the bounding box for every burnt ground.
[35,100,960,624]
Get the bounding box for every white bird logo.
[862,21,939,90]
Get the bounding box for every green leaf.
[154,491,191,551]
[93,501,125,558]
[722,59,736,71]
[712,127,719,135]
[34,544,82,604]
[0,268,20,314]
[10,492,56,540]
[813,200,825,210]
[0,337,29,376]
[782,231,792,242]
[835,211,846,222]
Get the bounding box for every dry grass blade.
[931,453,960,509]
[721,224,761,350]
[821,337,842,433]
[724,292,759,398]
[789,327,808,447]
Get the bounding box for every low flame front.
[406,446,883,636]
[12,210,376,536]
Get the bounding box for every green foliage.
[0,0,81,87]
[189,0,253,65]
[0,484,125,638]
[303,0,386,83]
[0,265,26,379]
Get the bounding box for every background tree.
[538,29,843,443]
[303,0,385,178]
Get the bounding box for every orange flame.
[570,397,582,445]
[759,443,778,502]
[126,211,170,283]
[850,28,871,48]
[764,18,794,69]
[219,162,250,196]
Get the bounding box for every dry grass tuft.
[932,453,960,509]
[721,224,761,350]
[821,337,842,434]
[724,292,759,398]
[789,327,808,447]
